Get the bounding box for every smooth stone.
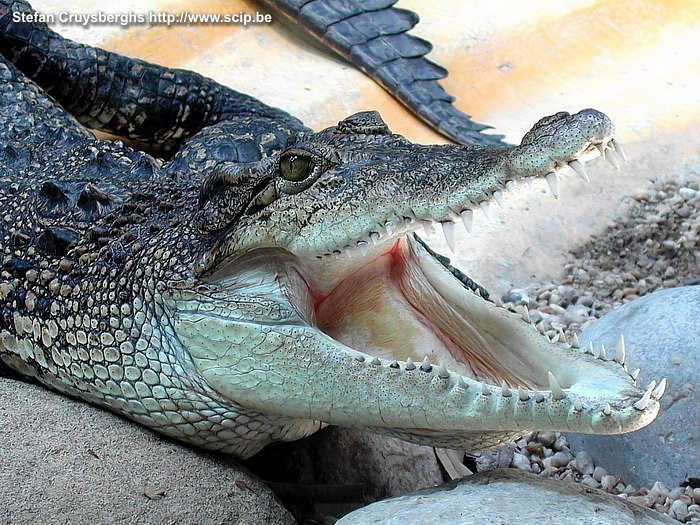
[567,286,700,488]
[601,475,618,491]
[0,378,294,525]
[572,450,595,475]
[337,469,677,524]
[537,431,556,447]
[502,288,529,304]
[669,499,689,521]
[551,451,573,468]
[593,466,609,482]
[510,452,531,471]
[581,476,602,489]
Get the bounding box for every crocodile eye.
[279,154,313,182]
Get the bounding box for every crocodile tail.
[0,0,309,153]
[266,0,506,146]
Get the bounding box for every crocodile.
[0,0,665,459]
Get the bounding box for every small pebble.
[537,431,556,447]
[651,481,670,501]
[572,451,595,476]
[623,484,637,495]
[553,435,568,451]
[581,476,601,489]
[592,466,608,482]
[600,475,617,491]
[510,452,531,472]
[679,187,697,200]
[550,451,572,468]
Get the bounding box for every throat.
[315,252,448,360]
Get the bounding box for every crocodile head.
[168,109,663,456]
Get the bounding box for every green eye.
[280,154,312,181]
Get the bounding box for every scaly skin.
[0,4,663,459]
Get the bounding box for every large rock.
[337,469,676,524]
[243,425,446,517]
[0,378,294,525]
[567,286,700,488]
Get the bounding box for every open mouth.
[292,232,638,403]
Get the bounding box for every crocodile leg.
[0,0,308,154]
[265,0,506,146]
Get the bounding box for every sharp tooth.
[355,355,365,362]
[460,209,473,233]
[548,371,566,401]
[631,368,640,380]
[441,221,457,253]
[343,245,354,258]
[586,342,595,355]
[385,221,395,236]
[479,200,490,219]
[569,159,590,183]
[405,357,416,370]
[493,295,504,307]
[521,307,530,323]
[574,398,583,411]
[614,335,626,365]
[535,393,545,403]
[536,323,545,335]
[611,139,627,162]
[505,180,515,193]
[603,403,612,416]
[545,172,560,199]
[371,357,381,366]
[595,143,606,159]
[571,333,581,349]
[493,190,504,207]
[646,379,656,392]
[357,241,368,256]
[557,329,567,344]
[481,383,491,395]
[598,344,607,360]
[390,360,399,369]
[605,148,622,170]
[422,220,435,235]
[370,232,380,245]
[457,376,468,389]
[438,362,450,379]
[633,388,652,411]
[652,378,667,399]
[501,381,512,397]
[420,356,432,372]
[518,387,530,401]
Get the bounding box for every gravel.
[501,170,699,343]
[472,431,700,523]
[490,169,699,523]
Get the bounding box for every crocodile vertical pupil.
[280,154,311,181]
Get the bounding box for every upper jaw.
[195,109,621,276]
